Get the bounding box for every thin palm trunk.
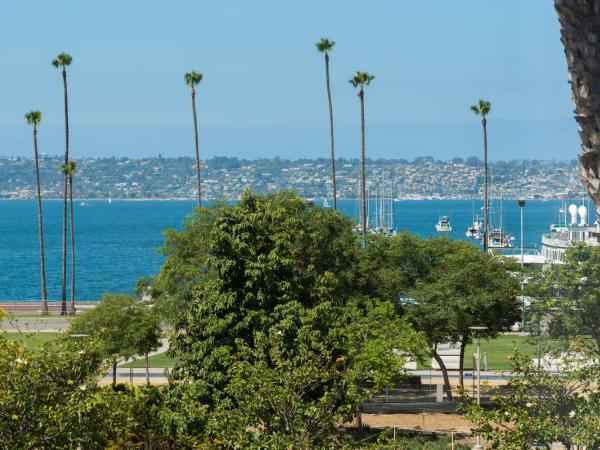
[191,88,201,207]
[324,53,336,210]
[33,127,48,315]
[360,89,367,246]
[68,174,75,315]
[482,118,488,253]
[61,68,70,315]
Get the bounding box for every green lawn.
[418,334,567,371]
[3,332,58,349]
[121,352,177,368]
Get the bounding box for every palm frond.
[315,38,335,52]
[25,110,42,126]
[349,71,375,89]
[52,52,73,68]
[61,160,76,175]
[184,70,203,88]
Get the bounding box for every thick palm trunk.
[482,118,489,253]
[68,175,75,315]
[324,53,337,210]
[61,68,70,315]
[33,128,48,315]
[360,89,367,246]
[191,88,201,207]
[555,1,600,215]
[112,360,117,386]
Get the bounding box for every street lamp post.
[469,326,488,450]
[518,198,526,330]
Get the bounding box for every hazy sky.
[0,1,579,161]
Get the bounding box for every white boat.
[108,196,112,204]
[435,216,452,232]
[322,198,330,208]
[541,203,599,263]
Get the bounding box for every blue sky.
[0,1,578,161]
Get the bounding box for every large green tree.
[404,239,520,398]
[349,71,375,245]
[159,191,421,444]
[69,294,161,385]
[471,99,492,253]
[316,37,337,210]
[184,70,203,207]
[52,52,73,315]
[61,160,76,315]
[25,110,48,315]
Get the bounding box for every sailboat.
[486,190,514,250]
[322,197,330,208]
[466,200,483,238]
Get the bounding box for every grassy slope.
[0,332,572,370]
[3,331,59,349]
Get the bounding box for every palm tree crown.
[470,99,491,118]
[61,160,76,176]
[315,38,335,53]
[52,53,73,69]
[184,71,203,89]
[25,110,42,127]
[349,71,375,90]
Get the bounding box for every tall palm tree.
[25,110,48,315]
[349,71,375,247]
[52,52,73,315]
[184,70,204,207]
[316,38,337,210]
[555,1,600,214]
[61,160,76,315]
[471,99,492,253]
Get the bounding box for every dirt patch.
[361,413,473,434]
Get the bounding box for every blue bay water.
[0,198,593,301]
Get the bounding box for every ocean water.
[0,198,593,301]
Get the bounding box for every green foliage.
[344,298,425,390]
[470,99,491,117]
[152,201,227,322]
[349,71,375,89]
[24,110,42,127]
[171,191,357,387]
[69,294,161,363]
[51,52,73,68]
[528,243,600,351]
[407,240,520,345]
[316,37,335,53]
[0,335,106,449]
[158,191,422,445]
[184,70,203,88]
[461,350,600,449]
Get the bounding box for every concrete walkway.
[1,317,72,332]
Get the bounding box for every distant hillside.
[0,155,581,200]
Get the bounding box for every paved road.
[101,368,169,385]
[1,317,72,332]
